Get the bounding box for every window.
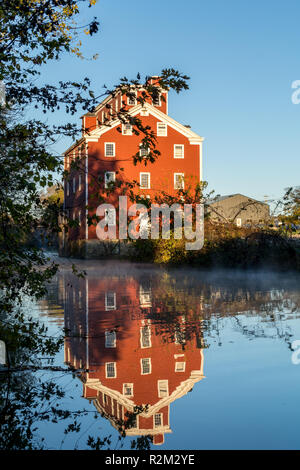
[122,123,132,135]
[174,173,184,189]
[105,291,116,311]
[174,144,184,158]
[105,142,115,157]
[140,325,151,348]
[127,414,138,429]
[141,358,151,375]
[175,362,186,372]
[73,177,76,193]
[66,181,70,197]
[175,327,186,344]
[106,362,116,378]
[127,90,137,105]
[140,172,150,189]
[105,330,116,348]
[157,122,167,136]
[104,207,116,226]
[139,285,152,308]
[104,171,116,188]
[236,218,242,227]
[78,174,82,191]
[158,380,169,398]
[123,383,133,397]
[154,413,162,428]
[139,144,150,158]
[78,210,81,223]
[152,93,161,106]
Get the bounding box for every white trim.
[105,330,116,348]
[140,172,150,189]
[63,102,204,156]
[104,142,115,157]
[175,362,186,372]
[104,207,116,226]
[123,383,134,397]
[140,325,151,348]
[105,291,116,310]
[127,90,137,106]
[105,362,117,378]
[152,93,161,107]
[104,171,116,189]
[158,380,169,398]
[157,122,167,137]
[174,144,184,159]
[174,173,185,189]
[122,123,133,135]
[154,413,163,428]
[85,142,88,240]
[140,357,151,375]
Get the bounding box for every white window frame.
[174,173,185,190]
[122,123,133,135]
[157,122,167,137]
[105,291,116,311]
[152,93,161,107]
[174,144,184,159]
[139,285,152,308]
[123,383,134,397]
[139,144,150,158]
[175,362,186,372]
[141,357,151,375]
[154,413,163,428]
[158,380,169,398]
[140,172,150,189]
[104,171,116,188]
[104,142,116,157]
[105,330,116,348]
[140,325,151,348]
[127,90,137,106]
[104,207,116,226]
[105,362,116,378]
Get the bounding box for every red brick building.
[64,273,205,445]
[62,77,204,257]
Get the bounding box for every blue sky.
[43,0,300,203]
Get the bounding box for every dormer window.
[152,92,161,106]
[127,90,137,106]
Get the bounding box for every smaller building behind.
[207,193,270,226]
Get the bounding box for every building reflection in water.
[63,273,205,446]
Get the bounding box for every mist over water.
[9,260,300,449]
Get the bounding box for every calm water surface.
[25,259,300,449]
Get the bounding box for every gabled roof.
[64,102,204,155]
[207,193,269,206]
